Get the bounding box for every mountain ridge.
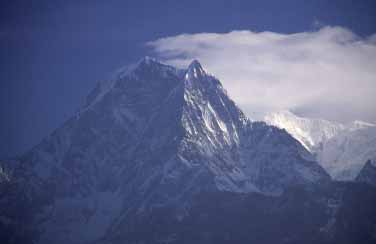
[1,58,331,244]
[264,110,376,180]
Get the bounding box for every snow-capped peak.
[264,110,375,153]
[114,56,158,77]
[188,59,204,71]
[264,110,376,181]
[140,55,159,65]
[264,110,344,151]
[186,59,206,79]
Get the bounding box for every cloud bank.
[148,27,376,123]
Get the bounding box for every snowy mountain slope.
[5,58,186,244]
[264,110,376,180]
[264,110,345,152]
[1,58,330,244]
[318,127,376,180]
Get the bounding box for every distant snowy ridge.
[264,110,376,180]
[318,126,376,180]
[264,110,345,151]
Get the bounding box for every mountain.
[0,58,331,244]
[104,182,376,244]
[264,110,376,180]
[356,159,376,187]
[264,110,344,152]
[318,126,376,180]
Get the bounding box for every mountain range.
[264,110,376,180]
[1,58,375,244]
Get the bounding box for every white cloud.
[147,27,376,123]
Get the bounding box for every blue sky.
[1,0,376,158]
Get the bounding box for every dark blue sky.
[1,0,375,158]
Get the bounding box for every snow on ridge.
[318,125,376,180]
[264,110,375,152]
[264,110,345,151]
[81,56,183,112]
[346,120,376,131]
[264,110,376,180]
[85,58,213,113]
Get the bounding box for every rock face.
[356,159,376,187]
[105,182,376,244]
[1,58,331,244]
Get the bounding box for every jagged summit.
[186,59,206,80]
[113,56,175,80]
[133,56,179,74]
[87,58,214,111]
[187,59,205,73]
[140,55,159,65]
[136,56,205,72]
[114,57,209,82]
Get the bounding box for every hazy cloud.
[148,27,376,123]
